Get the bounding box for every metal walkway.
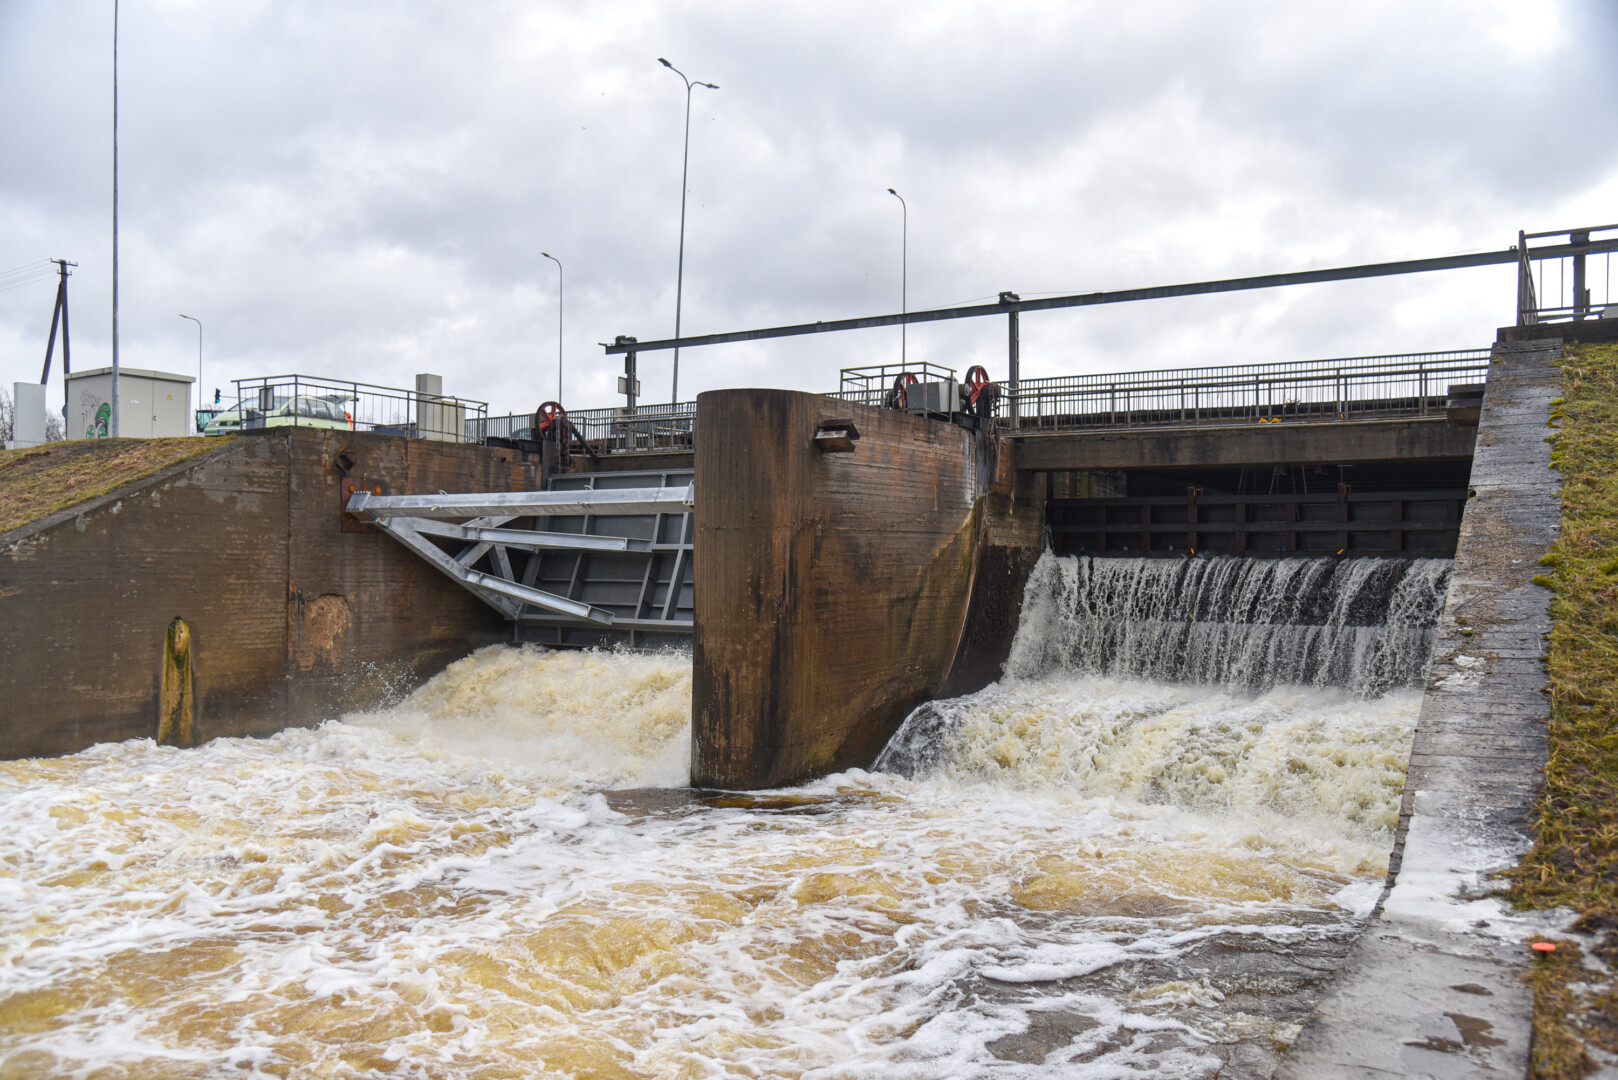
[346,469,694,643]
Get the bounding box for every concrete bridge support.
[691,389,1042,789]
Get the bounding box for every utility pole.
[110,0,121,437]
[41,260,76,390]
[887,189,907,368]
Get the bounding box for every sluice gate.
[347,469,694,645]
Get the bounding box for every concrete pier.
[691,389,1041,789]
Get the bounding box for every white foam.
[0,640,1423,1078]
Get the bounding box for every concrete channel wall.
[691,389,1043,789]
[1276,336,1566,1079]
[0,428,539,759]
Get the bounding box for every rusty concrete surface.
[691,389,1042,789]
[0,428,540,759]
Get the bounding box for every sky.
[2,0,1616,423]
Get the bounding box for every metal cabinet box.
[65,367,196,439]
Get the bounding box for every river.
[0,554,1447,1079]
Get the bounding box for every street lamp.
[659,57,718,404]
[178,314,201,431]
[887,188,907,367]
[540,253,563,402]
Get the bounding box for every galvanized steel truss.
[345,471,694,632]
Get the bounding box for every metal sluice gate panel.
[345,469,694,643]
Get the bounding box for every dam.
[2,230,1613,1075]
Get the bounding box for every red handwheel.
[965,365,992,404]
[884,372,919,410]
[535,401,566,433]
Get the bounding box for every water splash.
[1005,551,1450,696]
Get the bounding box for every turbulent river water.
[0,554,1448,1079]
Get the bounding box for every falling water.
[1003,553,1450,696]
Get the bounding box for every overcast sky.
[2,0,1616,422]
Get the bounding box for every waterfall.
[1003,551,1450,696]
[875,551,1446,801]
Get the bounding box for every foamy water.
[0,631,1423,1079]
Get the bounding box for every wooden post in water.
[158,617,195,748]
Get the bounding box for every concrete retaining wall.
[0,428,539,759]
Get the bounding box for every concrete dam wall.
[0,429,540,759]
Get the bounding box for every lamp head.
[699,81,719,89]
[658,57,672,68]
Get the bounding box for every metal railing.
[835,361,958,409]
[473,402,699,453]
[226,375,487,443]
[471,349,1490,452]
[1005,349,1492,434]
[1518,225,1618,325]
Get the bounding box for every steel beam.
[410,518,653,553]
[370,517,613,623]
[603,238,1618,355]
[1013,417,1478,471]
[346,485,693,520]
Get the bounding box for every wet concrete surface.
[1275,337,1565,1079]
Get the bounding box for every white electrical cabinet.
[64,367,196,439]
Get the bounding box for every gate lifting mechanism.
[347,471,694,632]
[882,364,1000,426]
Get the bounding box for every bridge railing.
[1005,349,1492,433]
[475,349,1492,451]
[473,402,699,453]
[1517,224,1617,325]
[227,375,488,442]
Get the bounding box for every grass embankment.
[0,436,230,536]
[1503,342,1618,1078]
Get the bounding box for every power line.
[0,261,56,290]
[0,272,58,293]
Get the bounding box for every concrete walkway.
[1275,337,1564,1079]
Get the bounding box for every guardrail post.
[1572,229,1590,320]
[1517,230,1539,326]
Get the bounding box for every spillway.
[0,552,1448,1078]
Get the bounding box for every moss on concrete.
[0,437,231,537]
[1502,342,1618,1076]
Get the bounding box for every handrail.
[1004,350,1490,433]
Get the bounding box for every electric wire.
[0,260,56,288]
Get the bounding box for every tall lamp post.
[887,188,907,368]
[111,0,120,437]
[658,57,718,404]
[540,252,563,403]
[178,314,201,431]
